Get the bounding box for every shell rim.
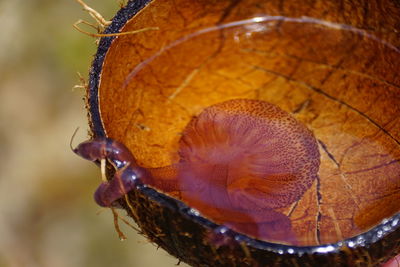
[87,0,400,257]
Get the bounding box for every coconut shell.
[86,0,400,265]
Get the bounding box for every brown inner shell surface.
[97,0,400,246]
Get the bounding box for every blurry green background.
[0,1,188,266]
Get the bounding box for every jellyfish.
[74,99,320,243]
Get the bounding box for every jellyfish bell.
[176,99,320,210]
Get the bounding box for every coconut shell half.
[86,0,400,265]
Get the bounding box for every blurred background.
[0,1,187,266]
